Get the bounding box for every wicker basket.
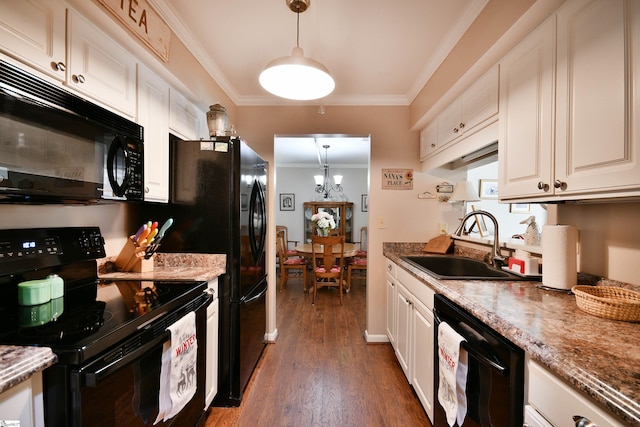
[572,285,640,322]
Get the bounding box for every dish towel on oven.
[154,311,198,424]
[438,321,468,427]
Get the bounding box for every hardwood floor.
[205,275,431,426]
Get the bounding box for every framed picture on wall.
[510,203,531,214]
[279,193,295,211]
[361,194,368,212]
[479,179,499,199]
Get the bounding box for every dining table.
[293,242,360,292]
[293,242,359,258]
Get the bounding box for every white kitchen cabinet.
[169,88,205,141]
[500,0,640,201]
[410,297,435,423]
[498,15,555,200]
[205,278,219,408]
[385,260,397,347]
[527,359,625,427]
[138,64,170,203]
[0,372,45,427]
[395,282,412,377]
[421,65,499,161]
[0,0,67,82]
[386,258,436,423]
[66,9,138,119]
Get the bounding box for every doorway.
[273,134,371,301]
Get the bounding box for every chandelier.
[258,0,335,100]
[314,144,343,199]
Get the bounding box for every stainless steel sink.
[400,255,536,281]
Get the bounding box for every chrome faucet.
[454,210,506,269]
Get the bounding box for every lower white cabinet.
[0,371,45,427]
[205,278,219,408]
[386,258,435,423]
[526,358,624,427]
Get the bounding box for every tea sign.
[382,169,413,190]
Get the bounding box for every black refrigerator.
[140,135,267,407]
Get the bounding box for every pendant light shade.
[259,0,335,100]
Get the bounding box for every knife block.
[114,237,155,273]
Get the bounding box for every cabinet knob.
[53,61,66,72]
[144,186,150,193]
[554,180,566,190]
[73,74,86,84]
[430,143,436,148]
[537,181,549,191]
[573,415,597,427]
[459,122,465,129]
[453,127,459,133]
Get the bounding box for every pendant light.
[314,145,343,200]
[259,0,335,100]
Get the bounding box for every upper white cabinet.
[0,0,67,82]
[500,0,640,201]
[498,16,555,200]
[138,64,170,203]
[420,66,499,161]
[169,88,205,141]
[67,9,137,119]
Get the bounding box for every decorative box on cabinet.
[303,202,354,243]
[499,0,640,202]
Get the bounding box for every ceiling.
[274,135,370,167]
[153,0,488,107]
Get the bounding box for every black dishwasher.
[433,294,524,427]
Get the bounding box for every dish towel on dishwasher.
[438,321,468,427]
[155,311,197,424]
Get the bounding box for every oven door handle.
[83,330,171,387]
[433,310,509,376]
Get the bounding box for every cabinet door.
[411,298,435,424]
[205,297,219,408]
[0,372,45,427]
[169,88,203,140]
[437,98,463,146]
[66,10,137,118]
[395,283,412,378]
[555,0,640,195]
[499,16,555,200]
[138,65,170,202]
[386,273,397,347]
[461,65,499,132]
[419,120,438,160]
[0,0,66,81]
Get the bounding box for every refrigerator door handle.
[248,180,267,264]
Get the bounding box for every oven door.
[66,295,209,427]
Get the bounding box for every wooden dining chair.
[276,225,299,256]
[311,234,345,305]
[347,226,367,290]
[276,229,307,291]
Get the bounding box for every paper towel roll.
[542,225,578,290]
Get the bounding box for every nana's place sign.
[98,0,171,62]
[382,169,413,190]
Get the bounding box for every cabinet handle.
[573,415,597,427]
[537,181,549,191]
[453,127,459,133]
[554,180,566,190]
[54,61,66,72]
[430,143,436,148]
[144,186,150,194]
[73,74,86,84]
[459,122,465,129]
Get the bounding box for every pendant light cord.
[296,6,300,48]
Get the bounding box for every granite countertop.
[98,253,226,282]
[384,243,640,426]
[0,346,56,394]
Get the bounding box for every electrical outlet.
[377,216,386,229]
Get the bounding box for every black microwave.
[0,59,144,203]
